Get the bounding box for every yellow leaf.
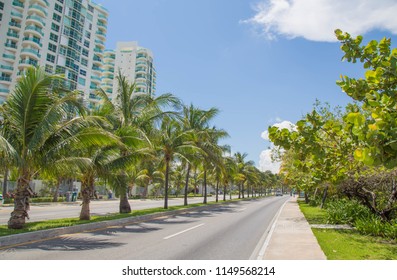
[368,124,378,131]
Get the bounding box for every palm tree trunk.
[203,168,207,204]
[119,174,132,213]
[164,159,170,209]
[184,163,191,206]
[80,175,94,220]
[52,177,61,202]
[119,191,131,213]
[223,185,227,201]
[216,179,219,202]
[242,182,245,198]
[8,172,32,229]
[247,184,250,198]
[2,168,8,197]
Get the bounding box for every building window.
[45,64,54,73]
[59,45,66,55]
[88,5,94,12]
[46,54,55,63]
[48,43,57,53]
[0,2,3,10]
[51,23,60,32]
[81,58,88,66]
[54,3,62,13]
[53,13,61,22]
[50,33,58,42]
[80,69,86,76]
[78,77,86,86]
[84,40,89,48]
[0,13,2,21]
[85,31,90,39]
[57,0,64,3]
[82,48,89,57]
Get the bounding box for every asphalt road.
[0,196,230,225]
[0,196,289,260]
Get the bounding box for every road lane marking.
[236,207,247,212]
[163,223,205,240]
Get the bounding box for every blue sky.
[97,0,397,172]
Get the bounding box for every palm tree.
[94,72,180,213]
[1,67,95,229]
[153,116,199,209]
[198,127,229,204]
[180,104,219,205]
[233,152,255,199]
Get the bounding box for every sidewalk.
[262,197,327,260]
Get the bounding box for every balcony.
[92,66,103,72]
[12,0,24,10]
[7,31,19,39]
[28,4,48,17]
[0,64,14,73]
[21,48,41,59]
[19,59,38,68]
[90,75,101,82]
[136,61,147,67]
[136,67,146,74]
[2,54,16,61]
[26,15,46,27]
[11,11,23,19]
[22,37,42,48]
[25,25,44,37]
[0,88,10,94]
[95,39,105,47]
[4,43,18,51]
[9,21,22,30]
[136,82,147,88]
[98,14,108,22]
[93,48,103,53]
[97,22,107,31]
[95,31,106,40]
[0,76,12,84]
[34,0,49,7]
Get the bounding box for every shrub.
[326,199,372,225]
[355,216,397,239]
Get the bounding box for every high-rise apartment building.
[101,42,156,101]
[0,0,108,107]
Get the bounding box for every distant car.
[275,190,283,196]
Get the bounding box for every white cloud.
[259,149,281,173]
[246,0,397,42]
[259,119,296,173]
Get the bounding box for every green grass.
[0,197,251,238]
[313,229,397,260]
[297,200,327,224]
[299,200,397,260]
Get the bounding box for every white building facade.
[101,42,156,101]
[0,0,108,107]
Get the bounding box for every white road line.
[163,223,205,240]
[236,208,247,212]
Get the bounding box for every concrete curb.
[0,204,219,248]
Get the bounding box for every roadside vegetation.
[299,200,397,259]
[268,30,397,257]
[0,67,281,230]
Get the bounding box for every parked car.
[275,190,283,196]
